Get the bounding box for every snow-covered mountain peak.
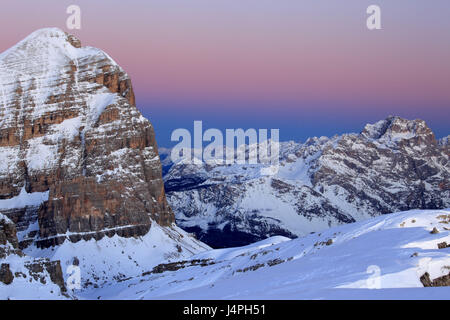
[0,27,107,63]
[360,116,435,146]
[0,28,129,128]
[0,28,175,248]
[0,27,120,82]
[7,27,77,47]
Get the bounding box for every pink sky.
[1,0,449,145]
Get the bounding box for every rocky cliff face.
[0,28,173,248]
[163,116,449,248]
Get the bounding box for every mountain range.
[162,117,449,248]
[0,28,448,299]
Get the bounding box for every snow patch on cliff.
[0,187,49,210]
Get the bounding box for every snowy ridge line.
[34,223,151,241]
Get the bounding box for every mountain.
[78,208,450,299]
[0,28,208,296]
[0,27,174,246]
[163,116,450,248]
[0,28,448,300]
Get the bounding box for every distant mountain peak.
[360,116,435,146]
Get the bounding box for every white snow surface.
[0,187,49,210]
[1,221,210,300]
[71,209,450,300]
[23,222,210,288]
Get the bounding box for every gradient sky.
[1,0,449,146]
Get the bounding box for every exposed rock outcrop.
[420,271,450,287]
[0,213,67,294]
[0,214,21,258]
[0,264,14,285]
[25,259,66,292]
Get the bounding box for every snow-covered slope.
[78,209,450,300]
[163,116,449,248]
[22,223,210,289]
